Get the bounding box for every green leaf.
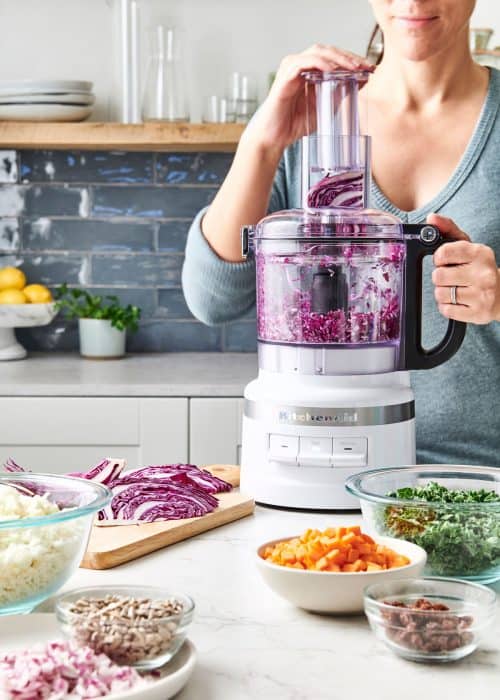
[54,284,142,332]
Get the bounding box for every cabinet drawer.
[0,398,139,445]
[0,397,188,473]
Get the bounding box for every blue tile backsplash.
[2,149,257,353]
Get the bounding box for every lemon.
[0,267,26,291]
[0,288,28,304]
[23,284,52,303]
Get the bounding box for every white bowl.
[0,79,93,95]
[256,535,427,614]
[0,302,57,327]
[0,103,93,121]
[0,93,96,106]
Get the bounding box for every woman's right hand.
[243,44,374,155]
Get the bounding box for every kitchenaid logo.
[278,409,359,425]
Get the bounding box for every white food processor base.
[240,370,416,510]
[0,327,27,360]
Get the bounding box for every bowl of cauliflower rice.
[0,473,110,615]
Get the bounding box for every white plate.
[0,93,95,106]
[0,79,93,94]
[0,104,93,121]
[0,613,197,700]
[0,302,57,327]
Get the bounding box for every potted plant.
[55,284,141,359]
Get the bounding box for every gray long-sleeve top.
[182,68,500,466]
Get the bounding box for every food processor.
[240,70,466,509]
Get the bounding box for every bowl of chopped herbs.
[346,466,500,584]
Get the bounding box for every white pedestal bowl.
[0,303,58,360]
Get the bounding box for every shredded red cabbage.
[307,170,364,209]
[256,245,404,345]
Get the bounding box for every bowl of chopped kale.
[346,465,500,584]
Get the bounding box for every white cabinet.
[0,397,188,473]
[0,396,244,471]
[189,398,244,466]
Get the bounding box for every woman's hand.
[242,44,374,155]
[428,213,500,324]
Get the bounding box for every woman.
[182,0,500,466]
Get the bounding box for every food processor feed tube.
[304,71,369,209]
[240,71,466,510]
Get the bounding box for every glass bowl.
[0,473,110,615]
[56,585,195,670]
[345,465,500,583]
[364,577,496,662]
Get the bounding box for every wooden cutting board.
[81,465,254,570]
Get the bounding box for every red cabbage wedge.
[307,170,364,209]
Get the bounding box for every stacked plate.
[0,80,95,121]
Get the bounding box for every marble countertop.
[65,506,499,700]
[0,352,258,396]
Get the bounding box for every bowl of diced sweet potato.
[256,526,426,614]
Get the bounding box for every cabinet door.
[0,397,188,473]
[138,398,188,465]
[189,398,244,466]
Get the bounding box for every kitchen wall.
[1,1,496,121]
[0,148,253,352]
[0,0,497,353]
[0,0,373,122]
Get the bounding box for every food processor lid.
[302,69,371,83]
[255,208,404,240]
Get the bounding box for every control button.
[268,434,299,464]
[298,436,332,467]
[420,225,439,245]
[332,437,368,467]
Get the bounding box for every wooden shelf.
[0,121,246,152]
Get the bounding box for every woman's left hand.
[428,213,500,324]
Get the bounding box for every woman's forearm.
[201,133,284,263]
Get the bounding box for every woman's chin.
[391,37,451,63]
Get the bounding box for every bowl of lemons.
[0,266,56,360]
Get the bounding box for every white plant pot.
[78,318,126,359]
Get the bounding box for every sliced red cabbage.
[307,170,364,209]
[68,458,125,486]
[3,457,27,473]
[2,458,233,523]
[102,482,219,521]
[116,464,232,493]
[2,458,48,497]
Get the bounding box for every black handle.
[241,225,255,259]
[400,224,466,370]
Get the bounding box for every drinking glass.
[202,95,233,123]
[142,25,189,122]
[227,72,258,123]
